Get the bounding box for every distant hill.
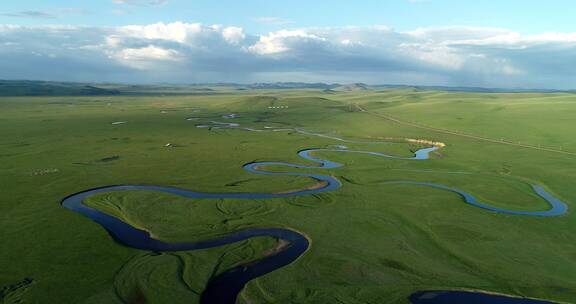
[243,82,372,91]
[247,82,335,90]
[1,79,573,96]
[0,80,121,96]
[333,83,370,91]
[243,82,573,93]
[236,82,571,93]
[370,84,574,93]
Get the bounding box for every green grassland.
[1,88,575,303]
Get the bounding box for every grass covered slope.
[0,89,575,303]
[0,80,121,96]
[351,89,576,152]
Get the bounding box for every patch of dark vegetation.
[97,155,120,162]
[327,104,363,112]
[74,155,121,165]
[126,288,147,304]
[1,142,31,148]
[547,285,571,295]
[243,96,279,104]
[251,112,279,123]
[0,278,35,302]
[288,193,335,208]
[0,153,18,158]
[339,175,360,185]
[225,179,257,187]
[378,258,419,276]
[46,102,76,105]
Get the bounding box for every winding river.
[410,290,557,304]
[62,129,567,303]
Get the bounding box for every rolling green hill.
[0,88,574,304]
[0,80,121,96]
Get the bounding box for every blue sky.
[2,0,576,34]
[1,1,576,88]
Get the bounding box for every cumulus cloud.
[222,27,246,44]
[111,45,182,69]
[249,30,325,54]
[0,22,575,88]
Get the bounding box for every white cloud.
[398,43,465,70]
[222,27,246,44]
[110,45,181,69]
[1,22,576,88]
[249,30,325,54]
[119,22,202,43]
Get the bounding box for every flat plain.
[1,87,575,303]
